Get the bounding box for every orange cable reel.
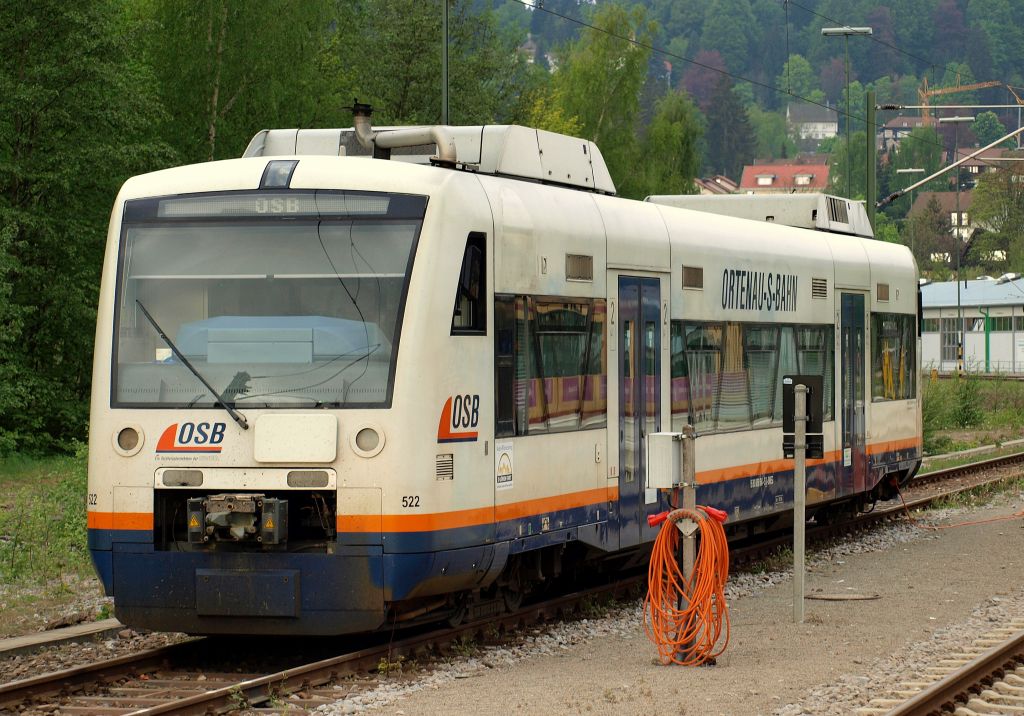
[643,505,731,666]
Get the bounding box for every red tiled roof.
[738,163,830,190]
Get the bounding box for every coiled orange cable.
[643,507,730,666]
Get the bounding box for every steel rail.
[883,629,1024,716]
[913,450,1024,487]
[3,452,1022,713]
[0,639,203,710]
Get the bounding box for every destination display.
[721,268,798,312]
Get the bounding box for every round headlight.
[355,427,380,452]
[350,424,385,457]
[112,424,144,456]
[117,427,140,451]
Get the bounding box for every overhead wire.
[512,0,1011,174]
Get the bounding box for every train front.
[87,158,438,635]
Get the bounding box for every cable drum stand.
[644,426,731,666]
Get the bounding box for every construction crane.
[919,76,1002,123]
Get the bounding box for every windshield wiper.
[135,300,249,430]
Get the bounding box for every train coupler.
[187,493,288,545]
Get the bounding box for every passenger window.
[452,233,486,334]
[871,313,916,401]
[493,295,606,437]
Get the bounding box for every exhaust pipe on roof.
[351,102,457,166]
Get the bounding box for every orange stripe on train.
[336,487,615,533]
[87,512,153,530]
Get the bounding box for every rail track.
[2,451,1022,715]
[857,623,1024,715]
[0,580,642,715]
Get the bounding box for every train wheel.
[446,596,468,627]
[502,587,523,612]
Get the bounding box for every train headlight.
[112,425,144,457]
[351,425,385,458]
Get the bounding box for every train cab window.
[452,233,486,334]
[871,313,916,401]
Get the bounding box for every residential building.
[738,159,830,194]
[880,115,926,152]
[910,191,976,243]
[694,175,738,195]
[786,103,838,150]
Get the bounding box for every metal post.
[980,307,990,372]
[955,122,962,374]
[867,90,876,225]
[678,425,697,662]
[793,384,807,624]
[845,35,851,199]
[682,425,696,581]
[441,0,449,125]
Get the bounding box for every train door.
[617,276,661,549]
[839,292,867,496]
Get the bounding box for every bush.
[952,374,984,429]
[0,443,90,584]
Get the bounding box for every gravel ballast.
[2,492,1021,715]
[312,496,1024,716]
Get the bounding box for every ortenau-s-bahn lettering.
[721,269,798,312]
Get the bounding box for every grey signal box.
[782,375,823,459]
[782,375,823,434]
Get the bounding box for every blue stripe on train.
[89,447,918,608]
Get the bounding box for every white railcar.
[87,115,921,634]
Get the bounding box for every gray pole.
[679,425,697,662]
[441,0,449,125]
[866,90,876,227]
[845,35,851,199]
[793,384,807,624]
[955,122,962,374]
[682,425,696,582]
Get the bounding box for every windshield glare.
[113,191,423,408]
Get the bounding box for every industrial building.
[920,274,1024,373]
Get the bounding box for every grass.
[929,474,1024,510]
[922,374,1024,455]
[0,443,92,585]
[747,545,794,574]
[920,443,1024,474]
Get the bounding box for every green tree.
[827,129,869,199]
[908,194,954,274]
[776,54,824,105]
[971,160,1024,271]
[971,111,1011,148]
[967,0,1024,78]
[699,0,756,75]
[633,91,704,196]
[144,0,333,162]
[549,3,654,197]
[748,105,797,160]
[0,0,173,453]
[873,212,901,243]
[888,126,946,217]
[703,75,754,180]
